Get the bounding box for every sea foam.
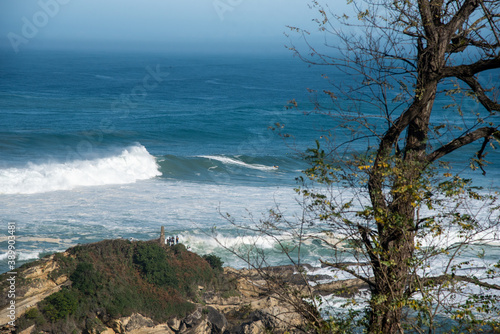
[0,144,161,194]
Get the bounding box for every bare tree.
[217,0,500,333]
[215,1,500,333]
[276,0,500,333]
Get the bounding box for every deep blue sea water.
[0,48,499,283]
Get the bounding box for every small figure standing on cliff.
[176,235,179,244]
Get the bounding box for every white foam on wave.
[0,144,161,194]
[17,251,41,261]
[200,155,277,171]
[185,233,278,252]
[0,251,40,261]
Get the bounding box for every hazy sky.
[0,0,348,54]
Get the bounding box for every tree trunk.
[367,218,416,334]
[365,36,442,331]
[368,297,404,334]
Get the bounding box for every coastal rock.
[107,319,126,333]
[89,328,115,334]
[0,254,69,326]
[167,317,181,331]
[102,329,116,334]
[206,306,228,333]
[182,319,211,334]
[18,325,35,334]
[248,297,303,331]
[239,320,265,334]
[315,278,369,297]
[125,313,155,331]
[182,307,203,329]
[127,324,174,334]
[203,292,241,307]
[166,307,228,334]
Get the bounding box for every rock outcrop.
[0,253,69,325]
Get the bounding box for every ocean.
[0,48,499,294]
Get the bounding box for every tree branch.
[445,0,481,35]
[417,0,437,37]
[458,75,500,112]
[441,56,500,79]
[476,136,490,175]
[426,126,498,163]
[421,274,500,291]
[479,0,500,47]
[447,37,500,53]
[320,259,375,288]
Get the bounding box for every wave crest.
[0,145,161,194]
[199,155,278,171]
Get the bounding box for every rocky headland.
[0,238,366,334]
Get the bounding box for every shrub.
[25,307,40,320]
[49,252,76,281]
[134,242,179,288]
[171,243,187,254]
[70,262,102,295]
[202,254,224,271]
[15,307,46,330]
[42,288,79,322]
[85,317,107,333]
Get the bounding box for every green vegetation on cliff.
[14,239,223,334]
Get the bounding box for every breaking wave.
[199,155,279,171]
[0,144,161,194]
